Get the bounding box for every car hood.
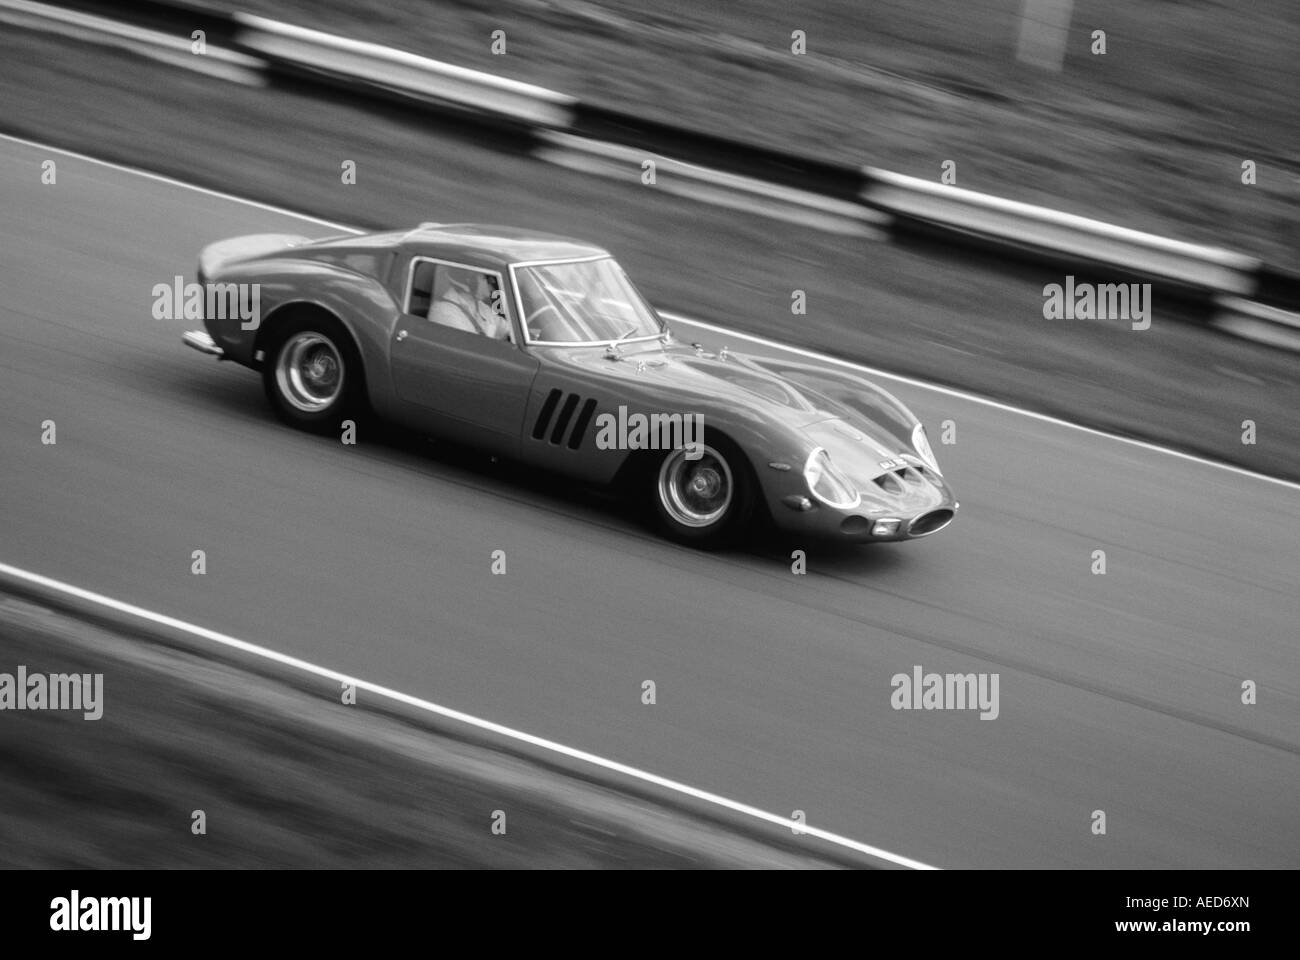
[800,417,906,471]
[541,341,825,421]
[539,341,913,449]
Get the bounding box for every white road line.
[0,560,936,870]
[5,129,1297,498]
[0,132,358,235]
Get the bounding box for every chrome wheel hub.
[276,332,344,412]
[657,446,733,528]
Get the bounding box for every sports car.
[182,223,957,546]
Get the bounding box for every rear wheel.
[262,315,363,433]
[651,436,755,547]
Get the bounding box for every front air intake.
[908,509,955,537]
[874,472,903,494]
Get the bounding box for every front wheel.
[651,438,754,547]
[262,317,362,433]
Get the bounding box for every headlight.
[804,448,860,508]
[912,423,941,474]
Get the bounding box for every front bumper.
[771,499,959,542]
[765,465,959,542]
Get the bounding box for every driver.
[430,268,511,340]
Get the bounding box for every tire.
[650,433,755,547]
[261,314,363,434]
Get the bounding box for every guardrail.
[11,0,1300,347]
[861,168,1262,295]
[233,12,577,128]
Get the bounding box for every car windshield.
[514,258,663,344]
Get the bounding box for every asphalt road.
[2,138,1297,868]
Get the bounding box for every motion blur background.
[247,0,1299,258]
[4,0,1296,475]
[1,0,1297,870]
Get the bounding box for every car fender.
[201,258,404,415]
[739,355,921,453]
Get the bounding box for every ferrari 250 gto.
[182,223,957,546]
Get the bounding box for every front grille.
[908,509,955,537]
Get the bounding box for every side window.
[407,259,437,316]
[427,266,513,342]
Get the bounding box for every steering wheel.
[525,304,561,326]
[524,304,562,339]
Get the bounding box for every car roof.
[378,223,610,269]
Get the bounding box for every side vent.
[532,390,599,449]
[567,398,598,450]
[550,394,580,444]
[532,388,562,440]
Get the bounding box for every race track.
[2,137,1297,868]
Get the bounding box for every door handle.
[395,329,408,342]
